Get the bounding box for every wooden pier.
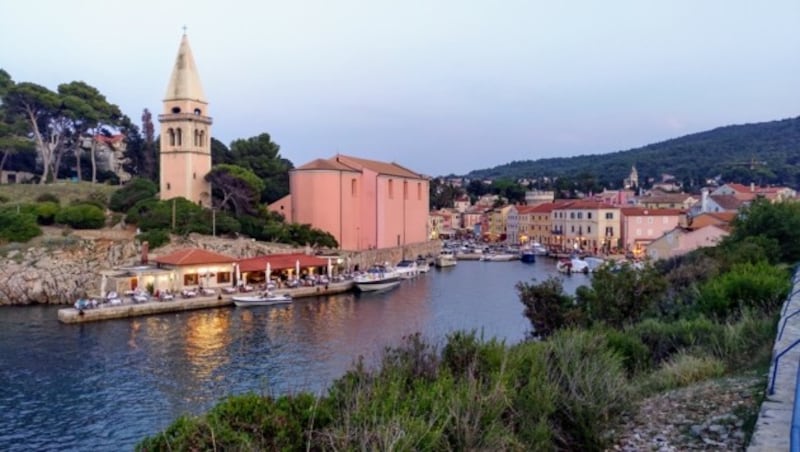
[58,281,355,324]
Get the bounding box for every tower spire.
[164,33,206,103]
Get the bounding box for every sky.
[1,1,798,176]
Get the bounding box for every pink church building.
[269,155,430,251]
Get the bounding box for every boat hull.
[520,253,536,263]
[233,295,292,307]
[355,278,401,292]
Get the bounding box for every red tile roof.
[154,248,237,266]
[555,200,614,209]
[295,158,358,172]
[237,253,331,272]
[620,207,685,216]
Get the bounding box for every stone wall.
[0,232,443,305]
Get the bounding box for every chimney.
[141,241,149,265]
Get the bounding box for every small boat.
[395,260,419,279]
[354,265,402,292]
[531,242,548,256]
[233,292,292,307]
[520,250,536,263]
[480,253,517,262]
[435,250,457,268]
[557,257,590,275]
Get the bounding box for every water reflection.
[0,259,591,451]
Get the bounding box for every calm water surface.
[0,260,590,451]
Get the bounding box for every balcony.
[158,113,213,125]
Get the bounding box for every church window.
[351,178,357,197]
[388,179,394,199]
[172,106,181,114]
[417,182,422,200]
[167,183,171,190]
[194,108,202,115]
[193,172,196,179]
[403,181,408,200]
[176,128,182,146]
[199,130,205,146]
[168,128,175,146]
[194,130,199,146]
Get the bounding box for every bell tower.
[159,32,212,206]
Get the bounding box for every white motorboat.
[416,261,431,273]
[233,292,292,307]
[480,253,517,262]
[354,265,402,292]
[556,258,590,275]
[435,250,457,268]
[395,260,419,279]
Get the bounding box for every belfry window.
[171,106,181,114]
[176,128,182,146]
[168,128,175,146]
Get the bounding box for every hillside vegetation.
[467,116,800,188]
[0,182,118,205]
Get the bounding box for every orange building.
[271,154,429,251]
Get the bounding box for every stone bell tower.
[159,32,212,206]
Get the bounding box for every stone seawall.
[0,232,443,306]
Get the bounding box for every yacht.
[435,250,457,268]
[395,260,419,279]
[354,265,402,292]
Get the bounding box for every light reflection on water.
[0,260,590,451]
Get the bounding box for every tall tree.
[229,133,293,203]
[141,108,156,181]
[0,71,35,174]
[211,137,234,165]
[3,82,64,183]
[58,81,123,183]
[205,164,265,216]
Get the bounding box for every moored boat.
[395,260,419,279]
[233,292,292,307]
[556,257,590,275]
[354,265,402,292]
[435,250,457,268]
[520,250,536,263]
[480,253,517,262]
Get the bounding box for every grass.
[0,181,119,205]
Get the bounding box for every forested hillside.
[467,117,800,188]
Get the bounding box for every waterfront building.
[428,212,445,240]
[620,207,685,258]
[236,253,333,285]
[506,205,538,244]
[552,200,621,253]
[159,33,212,206]
[646,224,729,260]
[484,205,512,242]
[462,206,487,236]
[273,154,429,251]
[153,248,237,291]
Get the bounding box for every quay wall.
[1,230,442,306]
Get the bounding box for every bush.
[35,192,60,204]
[544,329,631,450]
[711,309,778,370]
[697,261,790,320]
[0,210,41,243]
[631,317,722,365]
[137,229,170,249]
[55,204,105,229]
[641,352,726,393]
[0,195,8,204]
[35,202,60,225]
[81,191,108,210]
[602,328,652,375]
[517,276,581,339]
[109,178,157,213]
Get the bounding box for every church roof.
[335,154,426,179]
[295,158,358,172]
[164,34,207,103]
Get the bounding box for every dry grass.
[0,181,119,205]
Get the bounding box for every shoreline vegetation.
[137,199,798,451]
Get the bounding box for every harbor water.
[0,260,590,451]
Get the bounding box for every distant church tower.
[624,165,639,189]
[159,33,212,206]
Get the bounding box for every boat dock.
[58,281,354,324]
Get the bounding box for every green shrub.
[504,342,558,448]
[0,195,8,204]
[81,191,108,209]
[517,276,582,339]
[697,261,790,320]
[632,317,722,364]
[0,210,41,243]
[35,192,60,204]
[641,352,726,393]
[603,328,652,375]
[137,229,170,249]
[711,309,778,370]
[55,204,105,229]
[442,330,506,380]
[544,329,631,450]
[107,212,123,227]
[109,178,157,213]
[35,202,60,225]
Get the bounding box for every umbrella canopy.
[235,264,242,286]
[100,275,107,298]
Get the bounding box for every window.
[176,128,182,146]
[168,128,175,146]
[570,212,575,219]
[417,182,422,200]
[605,226,614,236]
[199,130,205,146]
[587,226,592,234]
[166,182,171,190]
[588,212,593,219]
[571,225,575,233]
[577,212,582,219]
[351,178,357,197]
[403,181,408,200]
[388,179,394,199]
[636,228,642,236]
[217,272,231,283]
[184,273,199,286]
[171,106,181,114]
[636,218,642,224]
[648,217,654,224]
[194,130,200,146]
[193,172,196,179]
[663,217,669,224]
[605,212,614,219]
[194,108,202,115]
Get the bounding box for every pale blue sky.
[1,1,798,176]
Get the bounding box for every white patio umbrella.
[295,259,300,280]
[235,263,242,286]
[327,258,333,277]
[266,261,271,283]
[100,274,107,299]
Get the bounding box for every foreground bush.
[55,204,105,229]
[0,210,41,243]
[697,261,790,320]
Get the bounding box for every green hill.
[466,116,800,188]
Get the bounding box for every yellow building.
[552,201,621,253]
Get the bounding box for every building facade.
[277,154,429,251]
[159,33,213,206]
[620,208,684,257]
